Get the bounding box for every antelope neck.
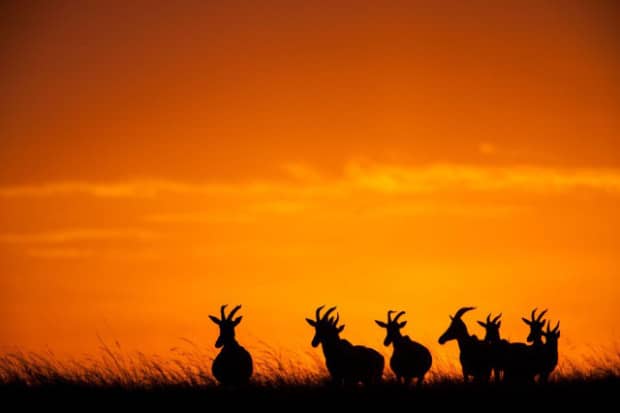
[392,334,408,347]
[455,330,475,352]
[221,338,240,348]
[321,337,344,357]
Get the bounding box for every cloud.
[478,142,497,155]
[0,163,619,201]
[144,201,309,224]
[361,202,527,219]
[144,211,255,224]
[344,163,620,194]
[0,228,159,244]
[0,181,213,198]
[280,163,323,182]
[25,247,93,258]
[23,247,162,260]
[2,163,617,260]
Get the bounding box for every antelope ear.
[306,318,317,327]
[209,315,220,325]
[375,320,388,328]
[522,317,532,326]
[477,321,486,328]
[233,316,242,326]
[399,321,407,328]
[337,324,345,333]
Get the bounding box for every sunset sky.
[1,1,619,371]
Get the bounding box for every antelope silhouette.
[375,310,432,385]
[438,307,492,382]
[523,308,547,345]
[502,308,548,383]
[477,313,508,382]
[478,313,503,343]
[209,304,253,386]
[306,305,384,385]
[539,320,560,382]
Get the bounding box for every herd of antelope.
[208,305,560,386]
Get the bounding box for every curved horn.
[227,305,242,321]
[323,306,336,322]
[537,309,548,322]
[493,313,502,324]
[531,308,537,321]
[486,313,491,323]
[315,305,325,321]
[220,304,227,321]
[333,312,340,326]
[393,311,406,323]
[387,310,395,323]
[553,321,560,333]
[454,307,476,319]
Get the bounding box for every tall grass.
[0,339,213,389]
[1,340,618,389]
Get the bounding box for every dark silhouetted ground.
[2,347,618,409]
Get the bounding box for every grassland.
[1,341,618,409]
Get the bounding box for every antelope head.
[375,310,407,346]
[477,313,502,342]
[209,304,244,348]
[522,308,547,344]
[305,305,345,348]
[439,307,476,344]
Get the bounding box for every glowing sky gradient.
[1,1,619,372]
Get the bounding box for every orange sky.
[1,1,619,372]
